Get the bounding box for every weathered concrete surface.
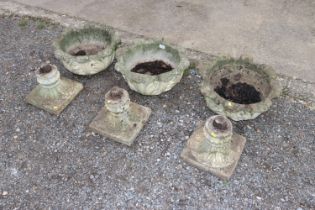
[0,17,314,209]
[5,0,315,83]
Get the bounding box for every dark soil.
[68,44,105,56]
[39,64,52,74]
[131,60,173,75]
[73,50,87,56]
[215,78,261,104]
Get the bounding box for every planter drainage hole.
[108,88,123,100]
[215,78,261,104]
[69,44,105,56]
[213,116,228,131]
[131,60,173,75]
[39,65,52,74]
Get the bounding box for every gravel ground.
[0,16,314,209]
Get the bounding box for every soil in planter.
[39,65,52,74]
[68,44,105,56]
[131,60,173,75]
[215,78,261,104]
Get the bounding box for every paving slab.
[7,0,315,84]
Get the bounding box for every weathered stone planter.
[201,57,281,121]
[26,63,83,115]
[89,86,151,146]
[115,41,190,95]
[181,115,246,180]
[54,26,120,75]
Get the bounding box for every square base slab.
[181,122,246,180]
[89,102,151,146]
[26,78,83,115]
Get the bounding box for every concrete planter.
[54,26,120,75]
[115,41,190,95]
[201,57,281,121]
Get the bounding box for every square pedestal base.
[181,123,246,180]
[89,102,151,146]
[26,78,83,115]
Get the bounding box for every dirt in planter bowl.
[215,78,261,104]
[68,44,105,56]
[131,60,173,75]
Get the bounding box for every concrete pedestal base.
[181,122,246,180]
[89,102,151,146]
[26,77,83,115]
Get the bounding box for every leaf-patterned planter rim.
[200,57,281,121]
[115,40,190,95]
[54,26,120,75]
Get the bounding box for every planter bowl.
[201,57,281,121]
[115,41,190,95]
[54,26,119,75]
